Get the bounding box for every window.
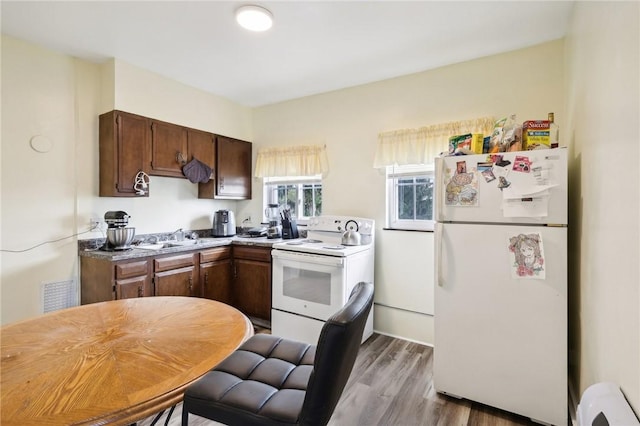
[386,164,435,231]
[264,176,322,223]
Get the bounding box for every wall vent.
[41,279,78,313]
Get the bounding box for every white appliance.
[577,382,639,426]
[434,147,568,426]
[271,215,375,345]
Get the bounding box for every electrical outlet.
[89,217,101,230]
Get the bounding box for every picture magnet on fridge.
[456,160,467,174]
[508,233,546,279]
[512,155,532,173]
[445,166,478,206]
[478,162,496,182]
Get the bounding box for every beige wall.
[252,40,565,345]
[565,1,639,412]
[0,35,253,323]
[1,36,79,323]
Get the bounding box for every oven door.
[271,249,346,321]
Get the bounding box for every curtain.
[373,116,495,168]
[254,144,329,178]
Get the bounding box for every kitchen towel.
[182,157,212,183]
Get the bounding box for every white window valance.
[255,144,329,178]
[373,116,495,168]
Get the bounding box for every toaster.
[212,210,236,237]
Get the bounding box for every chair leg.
[181,404,189,426]
[164,405,176,426]
[149,410,165,426]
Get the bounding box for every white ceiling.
[1,1,575,107]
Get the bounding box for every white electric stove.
[271,215,375,345]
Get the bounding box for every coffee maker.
[265,204,282,239]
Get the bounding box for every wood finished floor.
[138,333,539,426]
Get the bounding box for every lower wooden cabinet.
[80,244,272,325]
[115,259,153,299]
[200,247,233,305]
[81,257,152,304]
[116,276,152,299]
[154,253,198,297]
[232,246,272,321]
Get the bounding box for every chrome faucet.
[168,228,185,241]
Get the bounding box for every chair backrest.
[298,281,374,426]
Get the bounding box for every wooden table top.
[1,296,253,426]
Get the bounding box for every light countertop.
[79,235,285,261]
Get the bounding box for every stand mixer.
[101,211,135,251]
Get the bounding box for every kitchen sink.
[136,243,166,250]
[136,238,231,250]
[165,240,199,247]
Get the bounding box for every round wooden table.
[1,296,253,426]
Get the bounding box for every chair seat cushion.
[184,334,315,425]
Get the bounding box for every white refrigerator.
[434,147,568,426]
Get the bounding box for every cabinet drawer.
[200,247,231,263]
[115,276,152,299]
[115,260,149,279]
[154,253,195,272]
[233,246,272,262]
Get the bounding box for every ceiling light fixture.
[235,5,273,32]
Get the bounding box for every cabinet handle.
[219,176,224,189]
[138,285,143,297]
[188,276,193,295]
[204,272,209,288]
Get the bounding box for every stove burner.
[286,239,323,246]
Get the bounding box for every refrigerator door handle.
[435,222,443,287]
[435,157,444,222]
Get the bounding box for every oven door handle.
[271,249,344,267]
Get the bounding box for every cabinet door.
[215,135,252,199]
[234,258,271,320]
[188,128,215,170]
[150,120,188,177]
[154,266,198,296]
[201,259,233,304]
[99,110,150,197]
[115,275,153,299]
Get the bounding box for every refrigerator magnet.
[478,162,496,182]
[512,156,532,173]
[488,154,503,164]
[508,233,546,279]
[445,170,479,206]
[498,176,511,190]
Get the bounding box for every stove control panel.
[307,215,374,236]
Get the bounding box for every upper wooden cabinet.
[187,128,215,172]
[150,119,188,177]
[99,110,150,197]
[199,135,252,200]
[98,110,250,199]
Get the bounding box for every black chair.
[181,281,374,426]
